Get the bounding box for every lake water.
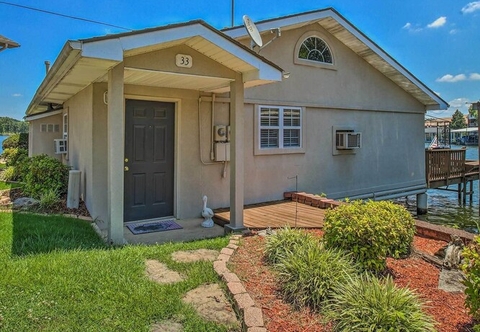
[0,135,7,154]
[398,145,479,234]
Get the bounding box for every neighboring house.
[25,8,448,244]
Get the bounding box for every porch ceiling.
[26,20,283,116]
[120,67,233,91]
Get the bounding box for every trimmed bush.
[264,226,319,264]
[325,274,436,332]
[2,133,28,150]
[462,236,480,321]
[275,239,358,311]
[323,200,416,273]
[24,155,70,199]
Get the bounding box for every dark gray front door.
[124,100,174,222]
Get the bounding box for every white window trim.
[294,31,337,70]
[254,105,306,156]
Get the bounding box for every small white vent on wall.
[54,139,68,154]
[336,132,362,149]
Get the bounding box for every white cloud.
[436,74,467,82]
[402,22,423,32]
[470,73,480,80]
[449,29,458,35]
[462,1,480,14]
[434,91,441,96]
[427,16,447,28]
[12,93,22,97]
[448,97,470,108]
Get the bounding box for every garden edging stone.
[214,234,267,331]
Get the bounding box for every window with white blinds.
[259,106,302,149]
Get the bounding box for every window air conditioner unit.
[336,132,362,149]
[54,139,68,154]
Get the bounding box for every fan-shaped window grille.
[298,37,332,64]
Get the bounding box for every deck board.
[214,201,326,229]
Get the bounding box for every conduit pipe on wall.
[198,96,216,166]
[198,94,229,179]
[210,94,215,161]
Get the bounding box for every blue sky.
[0,0,479,120]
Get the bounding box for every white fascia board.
[25,110,62,121]
[80,23,282,82]
[81,38,124,61]
[81,24,200,61]
[25,42,82,116]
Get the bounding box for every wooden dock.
[214,200,326,229]
[425,148,479,203]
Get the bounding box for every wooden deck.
[425,149,479,203]
[214,200,326,229]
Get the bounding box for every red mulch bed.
[229,232,476,332]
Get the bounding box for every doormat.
[127,219,182,235]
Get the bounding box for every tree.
[450,109,467,130]
[468,103,479,127]
[0,117,29,134]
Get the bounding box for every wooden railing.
[425,149,466,185]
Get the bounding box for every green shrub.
[0,166,16,181]
[1,147,28,167]
[323,200,416,273]
[264,227,319,264]
[462,236,480,321]
[275,240,358,311]
[324,274,436,331]
[24,155,70,199]
[2,133,28,150]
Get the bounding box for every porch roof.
[224,8,449,111]
[26,20,284,116]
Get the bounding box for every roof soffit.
[224,9,448,110]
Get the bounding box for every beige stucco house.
[25,8,448,244]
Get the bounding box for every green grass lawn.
[0,181,22,191]
[0,212,232,331]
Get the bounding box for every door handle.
[124,166,129,171]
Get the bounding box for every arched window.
[298,36,332,64]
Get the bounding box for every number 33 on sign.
[176,54,193,68]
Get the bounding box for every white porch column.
[107,63,125,244]
[225,73,246,233]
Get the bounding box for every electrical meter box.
[214,125,227,142]
[214,142,230,161]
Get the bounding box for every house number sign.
[175,54,192,68]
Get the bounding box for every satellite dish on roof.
[243,15,263,48]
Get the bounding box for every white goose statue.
[201,195,214,228]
